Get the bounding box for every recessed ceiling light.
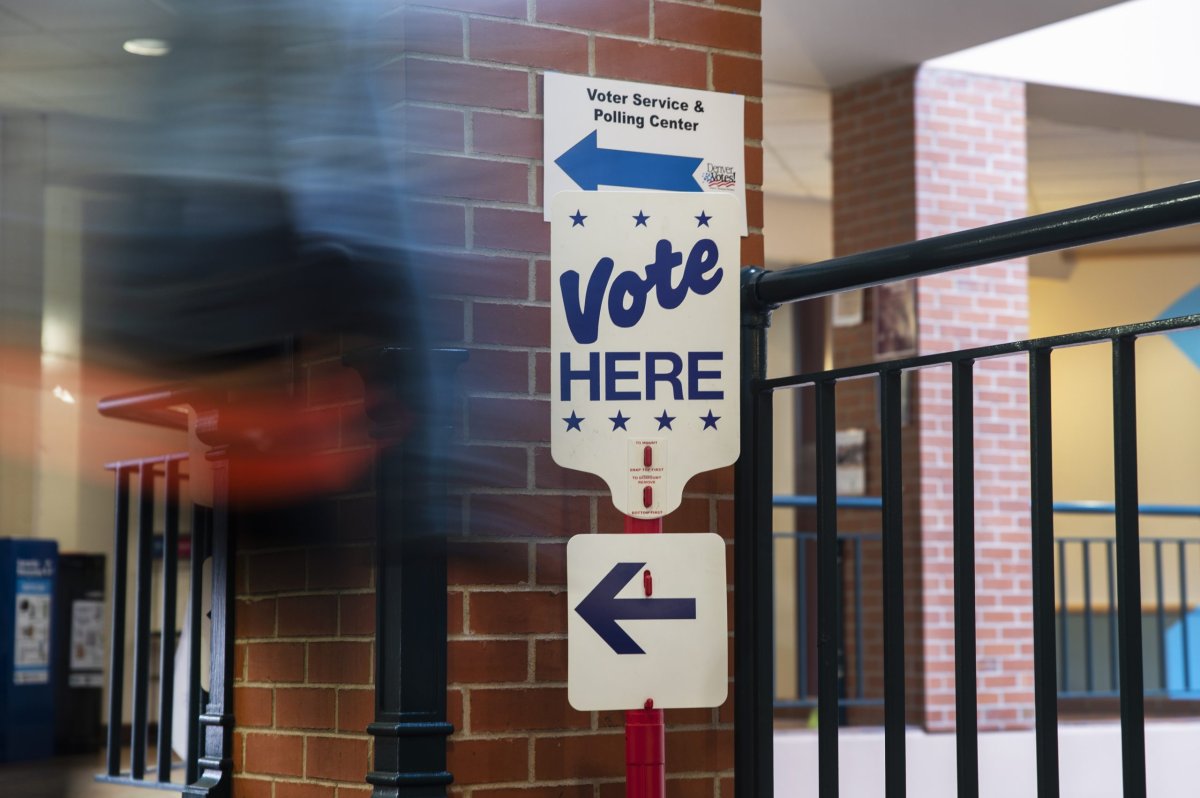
[123,38,170,57]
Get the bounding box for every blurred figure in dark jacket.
[26,0,431,503]
[88,0,422,377]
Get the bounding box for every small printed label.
[14,578,52,686]
[626,439,666,516]
[70,599,106,672]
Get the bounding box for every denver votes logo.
[550,191,739,518]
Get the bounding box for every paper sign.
[544,72,747,235]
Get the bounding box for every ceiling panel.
[763,0,1124,88]
[762,83,831,199]
[0,0,176,32]
[0,33,94,69]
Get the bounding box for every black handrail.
[737,181,1200,798]
[747,182,1200,309]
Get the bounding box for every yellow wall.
[1031,250,1200,607]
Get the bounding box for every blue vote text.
[559,350,723,402]
[559,238,722,346]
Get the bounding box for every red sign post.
[624,514,664,798]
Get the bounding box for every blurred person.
[89,0,421,377]
[3,0,430,504]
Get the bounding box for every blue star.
[701,410,720,430]
[695,211,712,227]
[563,411,584,431]
[633,210,650,227]
[609,410,630,431]
[655,410,675,430]
[570,210,587,227]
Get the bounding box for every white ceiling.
[1027,118,1200,214]
[762,82,831,201]
[3,0,1197,254]
[0,0,173,116]
[761,0,1125,89]
[0,0,1130,113]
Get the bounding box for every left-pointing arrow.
[575,561,697,655]
[555,131,704,192]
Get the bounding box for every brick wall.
[232,353,380,798]
[831,67,1032,732]
[913,68,1032,732]
[228,2,762,797]
[409,1,763,793]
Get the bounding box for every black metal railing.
[772,495,884,716]
[735,181,1200,798]
[1054,502,1200,699]
[101,453,204,789]
[771,497,1200,711]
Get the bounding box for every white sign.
[544,72,747,235]
[567,533,728,711]
[13,585,51,685]
[550,191,740,518]
[69,599,106,672]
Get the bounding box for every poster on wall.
[832,289,864,327]
[67,599,105,688]
[13,582,52,685]
[874,281,917,359]
[835,428,866,496]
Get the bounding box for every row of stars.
[569,209,713,228]
[562,409,721,432]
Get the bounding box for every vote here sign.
[550,191,740,518]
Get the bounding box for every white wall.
[776,721,1200,796]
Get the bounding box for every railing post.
[1112,335,1146,798]
[183,407,239,798]
[813,378,838,797]
[345,346,466,798]
[735,267,775,798]
[106,465,133,778]
[1028,347,1062,795]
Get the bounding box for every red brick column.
[403,2,762,796]
[230,1,762,793]
[832,67,1032,732]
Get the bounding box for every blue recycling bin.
[0,538,59,762]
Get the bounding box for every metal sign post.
[623,514,664,798]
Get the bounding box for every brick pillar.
[399,1,763,795]
[832,67,1032,732]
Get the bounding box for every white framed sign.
[550,191,740,518]
[544,72,747,235]
[567,532,728,711]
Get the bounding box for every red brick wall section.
[831,67,1032,733]
[913,68,1031,732]
[228,1,760,795]
[403,0,761,796]
[232,343,379,798]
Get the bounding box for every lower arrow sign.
[575,561,697,655]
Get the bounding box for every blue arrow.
[555,131,704,192]
[575,561,697,655]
